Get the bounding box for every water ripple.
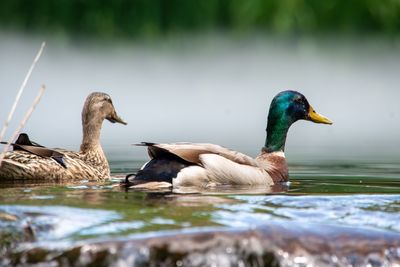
[0,205,121,240]
[214,195,400,232]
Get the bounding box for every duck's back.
[127,143,276,188]
[0,149,105,181]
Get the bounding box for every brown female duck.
[0,92,126,181]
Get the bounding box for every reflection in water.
[0,163,399,244]
[0,205,121,240]
[0,162,400,265]
[214,195,400,232]
[172,183,289,195]
[2,194,399,243]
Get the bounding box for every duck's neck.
[80,116,104,152]
[264,113,293,153]
[261,115,291,182]
[79,116,110,177]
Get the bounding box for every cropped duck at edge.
[0,92,126,181]
[124,90,332,188]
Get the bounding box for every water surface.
[1,161,399,242]
[1,160,400,266]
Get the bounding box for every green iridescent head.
[264,90,332,152]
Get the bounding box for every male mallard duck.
[0,92,126,181]
[125,90,332,188]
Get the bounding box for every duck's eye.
[294,97,302,104]
[103,97,112,103]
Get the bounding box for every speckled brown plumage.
[0,92,126,181]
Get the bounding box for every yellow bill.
[308,106,333,124]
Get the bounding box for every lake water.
[1,160,400,266]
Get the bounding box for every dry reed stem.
[0,42,46,142]
[0,85,46,166]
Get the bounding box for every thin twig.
[0,42,46,142]
[0,85,46,166]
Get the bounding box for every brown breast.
[255,151,289,183]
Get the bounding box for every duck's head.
[82,92,127,126]
[265,90,332,152]
[269,90,332,125]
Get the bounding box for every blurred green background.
[1,0,400,38]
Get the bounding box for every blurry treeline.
[1,0,400,38]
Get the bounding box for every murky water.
[1,161,400,265]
